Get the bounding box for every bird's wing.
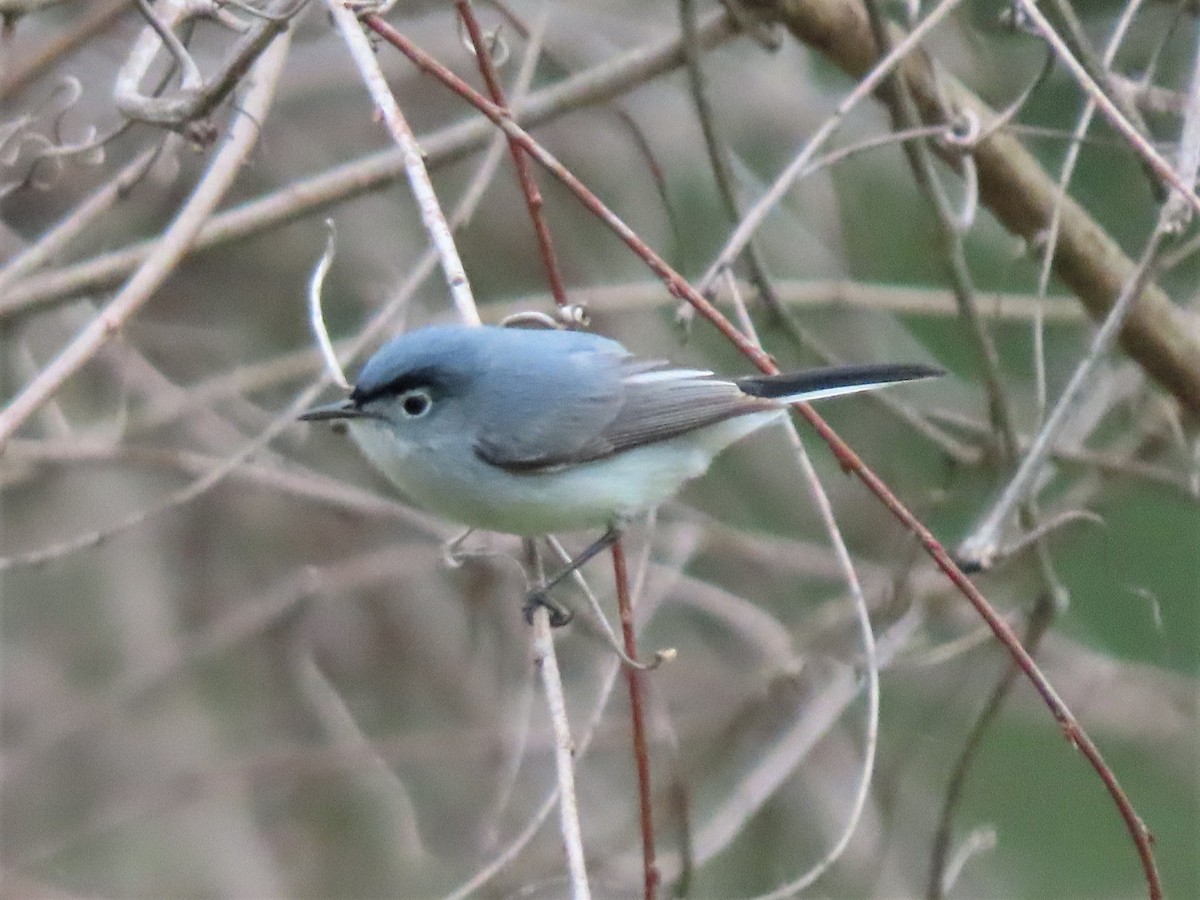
[471,343,627,472]
[474,358,770,473]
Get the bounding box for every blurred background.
[1,0,1197,897]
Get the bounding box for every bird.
[301,323,942,623]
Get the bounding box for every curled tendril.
[935,111,982,234]
[998,1,1038,37]
[48,77,100,150]
[495,304,588,330]
[500,310,562,330]
[216,0,310,26]
[455,15,509,69]
[0,76,111,197]
[940,108,982,151]
[0,114,36,164]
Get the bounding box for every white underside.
[348,409,783,535]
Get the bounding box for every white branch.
[324,0,480,326]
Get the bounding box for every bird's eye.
[399,388,432,418]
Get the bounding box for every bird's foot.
[522,589,574,628]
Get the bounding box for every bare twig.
[1161,22,1200,231]
[860,9,1071,881]
[290,647,427,861]
[0,142,161,297]
[927,599,1053,900]
[116,0,289,135]
[958,216,1173,571]
[958,12,1200,569]
[678,0,780,317]
[688,613,918,871]
[611,537,658,900]
[530,599,590,900]
[727,274,880,896]
[1034,0,1148,325]
[0,0,128,99]
[761,0,1200,414]
[456,0,567,308]
[325,0,479,325]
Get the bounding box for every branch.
[530,606,592,900]
[324,0,479,325]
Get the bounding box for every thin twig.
[529,604,592,900]
[116,0,288,134]
[0,0,127,99]
[958,227,1170,570]
[611,538,658,900]
[543,536,667,670]
[863,0,1017,457]
[959,11,1200,569]
[1043,0,1154,155]
[678,0,781,316]
[444,606,641,899]
[1161,19,1200,231]
[1034,0,1147,333]
[324,0,479,326]
[291,647,427,860]
[727,274,880,896]
[0,142,161,297]
[761,0,1200,414]
[456,0,567,308]
[688,613,918,871]
[449,3,547,227]
[859,10,1072,881]
[927,602,1054,899]
[5,542,433,783]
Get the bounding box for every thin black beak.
[298,399,372,422]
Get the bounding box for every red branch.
[455,4,656,895]
[612,538,659,900]
[454,0,568,308]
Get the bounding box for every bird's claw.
[523,589,574,628]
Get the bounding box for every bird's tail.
[736,362,944,404]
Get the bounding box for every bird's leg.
[523,525,622,627]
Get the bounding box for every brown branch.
[456,0,568,308]
[611,537,659,900]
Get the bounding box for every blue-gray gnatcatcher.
[301,324,941,623]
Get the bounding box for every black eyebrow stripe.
[351,366,460,406]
